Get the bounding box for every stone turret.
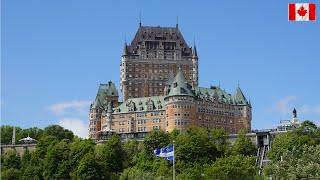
[233,86,249,105]
[101,102,113,132]
[89,81,119,139]
[164,68,196,132]
[233,85,251,132]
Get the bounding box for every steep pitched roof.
[126,25,192,56]
[92,81,118,108]
[233,86,248,105]
[114,96,165,113]
[195,86,234,104]
[167,69,194,97]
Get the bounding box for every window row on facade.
[117,112,164,118]
[175,119,188,126]
[198,108,236,116]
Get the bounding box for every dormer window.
[174,82,178,88]
[147,105,153,111]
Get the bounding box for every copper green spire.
[234,86,248,105]
[167,68,194,97]
[192,39,198,58]
[92,82,118,108]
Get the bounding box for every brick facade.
[120,25,198,101]
[89,24,251,140]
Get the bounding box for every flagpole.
[173,140,175,180]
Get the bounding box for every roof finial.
[139,12,142,27]
[237,80,240,88]
[218,81,221,88]
[176,16,179,28]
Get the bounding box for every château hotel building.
[89,23,251,140]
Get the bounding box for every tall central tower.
[120,23,198,101]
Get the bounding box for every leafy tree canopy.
[43,125,74,141]
[203,155,258,180]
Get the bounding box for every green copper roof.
[92,81,118,108]
[167,69,194,97]
[195,86,249,105]
[233,86,248,105]
[114,96,165,114]
[195,86,234,104]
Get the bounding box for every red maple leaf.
[297,6,307,16]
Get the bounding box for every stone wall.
[0,144,36,156]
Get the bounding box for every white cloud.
[268,96,320,119]
[58,118,88,138]
[46,100,91,116]
[274,95,297,114]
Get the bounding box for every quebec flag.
[154,145,174,161]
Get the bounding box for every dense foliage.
[1,126,44,144]
[264,120,320,179]
[0,124,258,179]
[5,122,318,179]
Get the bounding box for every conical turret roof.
[234,86,248,105]
[167,69,194,97]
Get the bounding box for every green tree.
[210,128,229,157]
[122,140,140,168]
[264,144,320,179]
[43,125,74,141]
[17,127,44,142]
[21,149,32,168]
[0,168,22,180]
[0,125,22,144]
[20,165,43,180]
[35,135,59,159]
[153,158,172,179]
[69,139,95,179]
[299,120,318,132]
[143,130,170,157]
[2,150,22,169]
[268,128,319,161]
[120,166,154,180]
[203,155,257,180]
[176,163,203,180]
[1,125,44,144]
[43,139,71,179]
[176,127,218,166]
[76,153,105,180]
[230,131,256,156]
[96,135,125,176]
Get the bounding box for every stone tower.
[120,24,198,101]
[164,68,197,132]
[89,81,118,139]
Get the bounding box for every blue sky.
[2,0,320,137]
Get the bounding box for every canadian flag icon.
[289,3,316,21]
